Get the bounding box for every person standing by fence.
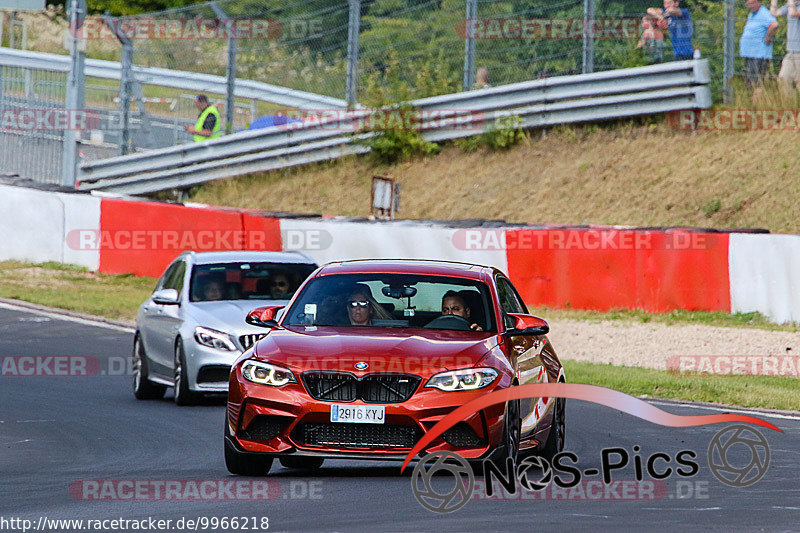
[741,0,779,99]
[184,94,222,142]
[647,0,693,61]
[770,0,800,93]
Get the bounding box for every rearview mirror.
[246,306,284,328]
[505,313,549,336]
[152,288,180,305]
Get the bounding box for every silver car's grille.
[239,333,267,350]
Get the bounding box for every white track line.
[648,399,800,421]
[0,301,134,333]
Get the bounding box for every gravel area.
[547,319,798,370]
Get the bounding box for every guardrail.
[77,60,712,195]
[0,47,347,110]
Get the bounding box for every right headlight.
[425,367,498,392]
[240,359,296,387]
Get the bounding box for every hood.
[186,299,290,334]
[253,326,500,376]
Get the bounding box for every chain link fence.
[1,0,796,185]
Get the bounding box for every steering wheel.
[424,314,472,331]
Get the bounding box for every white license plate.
[330,404,385,424]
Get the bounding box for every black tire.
[488,399,520,470]
[133,334,166,400]
[279,456,324,470]
[173,338,199,406]
[540,396,566,460]
[225,421,273,476]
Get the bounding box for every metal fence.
[0,0,794,186]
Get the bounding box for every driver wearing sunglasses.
[269,272,291,299]
[346,289,374,326]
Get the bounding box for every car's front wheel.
[133,334,166,400]
[225,421,273,476]
[173,338,199,406]
[540,395,566,460]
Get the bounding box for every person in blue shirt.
[647,0,693,60]
[740,0,779,97]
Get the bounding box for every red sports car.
[225,260,566,474]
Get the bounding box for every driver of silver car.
[440,290,483,331]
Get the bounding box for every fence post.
[61,0,86,188]
[463,0,477,91]
[211,2,236,133]
[345,0,361,109]
[723,0,735,103]
[582,0,595,74]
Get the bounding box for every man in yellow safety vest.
[184,94,222,142]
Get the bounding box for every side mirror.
[246,306,284,328]
[505,313,549,336]
[152,288,180,305]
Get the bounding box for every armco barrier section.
[97,198,282,277]
[0,184,100,270]
[729,233,800,324]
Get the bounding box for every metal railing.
[77,59,711,195]
[0,47,348,111]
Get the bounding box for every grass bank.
[190,123,800,234]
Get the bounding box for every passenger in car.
[202,278,225,301]
[269,272,291,299]
[441,291,483,331]
[345,285,392,326]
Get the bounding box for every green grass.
[0,261,155,322]
[565,360,800,411]
[528,306,799,332]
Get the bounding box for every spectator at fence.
[741,0,779,97]
[184,94,221,142]
[770,0,800,93]
[637,15,665,63]
[647,0,693,61]
[474,68,491,89]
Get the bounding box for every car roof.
[316,259,497,280]
[188,251,317,265]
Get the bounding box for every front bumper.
[227,372,508,460]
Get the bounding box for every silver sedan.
[132,250,318,405]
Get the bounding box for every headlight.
[425,367,498,392]
[194,326,237,351]
[241,360,296,386]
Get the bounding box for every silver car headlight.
[241,360,296,387]
[425,367,498,392]
[194,326,237,351]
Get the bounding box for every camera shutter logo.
[411,451,474,513]
[708,424,770,488]
[517,455,553,491]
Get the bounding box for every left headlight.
[425,367,498,392]
[241,359,297,387]
[194,326,237,351]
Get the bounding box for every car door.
[496,275,546,441]
[142,259,187,377]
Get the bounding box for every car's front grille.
[197,365,230,384]
[239,333,268,350]
[301,372,421,403]
[292,422,423,449]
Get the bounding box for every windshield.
[190,262,317,302]
[283,273,496,332]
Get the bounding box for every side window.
[496,277,524,328]
[156,262,178,291]
[163,261,187,292]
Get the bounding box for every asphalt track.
[1,304,799,532]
